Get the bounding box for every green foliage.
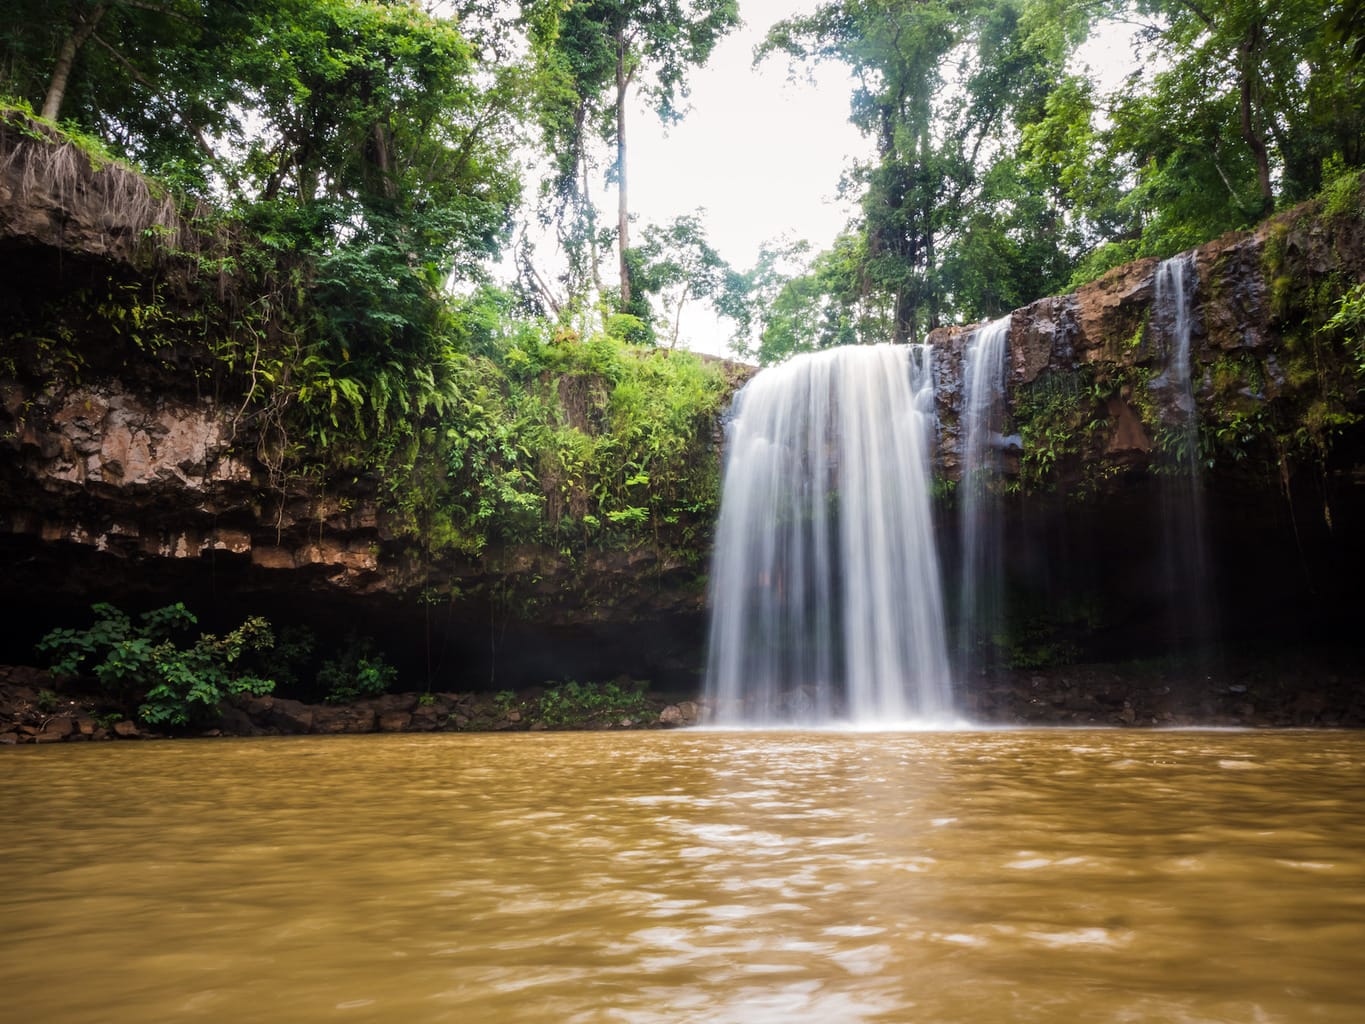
[1318,166,1365,221]
[1324,281,1365,375]
[269,626,318,692]
[535,679,651,727]
[525,0,740,314]
[999,620,1081,670]
[371,305,729,568]
[36,603,275,727]
[750,0,1365,336]
[317,634,398,704]
[629,213,743,347]
[731,236,871,363]
[1011,368,1100,488]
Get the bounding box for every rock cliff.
[928,180,1365,672]
[3,112,1364,699]
[0,115,736,689]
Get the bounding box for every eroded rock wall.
[4,114,1365,698]
[930,186,1365,485]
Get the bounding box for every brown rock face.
[3,108,1364,703]
[929,185,1365,488]
[0,362,711,689]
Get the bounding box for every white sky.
[628,0,870,356]
[629,0,869,280]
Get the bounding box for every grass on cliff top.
[0,100,200,249]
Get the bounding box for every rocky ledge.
[929,179,1365,485]
[0,664,705,744]
[7,654,1359,744]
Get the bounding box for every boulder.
[39,716,75,738]
[311,706,376,734]
[259,697,315,734]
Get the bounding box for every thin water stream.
[958,316,1011,678]
[5,731,1365,1023]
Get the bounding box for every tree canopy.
[742,0,1365,361]
[3,0,1362,367]
[527,0,739,319]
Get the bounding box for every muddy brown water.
[3,730,1364,1022]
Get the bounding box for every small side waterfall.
[1152,251,1217,653]
[957,316,1011,678]
[703,344,953,726]
[1154,252,1200,466]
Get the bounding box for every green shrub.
[316,634,397,704]
[535,679,651,727]
[36,603,275,727]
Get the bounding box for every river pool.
[4,730,1364,1022]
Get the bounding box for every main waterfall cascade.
[703,266,1223,727]
[703,344,954,726]
[957,316,1012,678]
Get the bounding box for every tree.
[530,0,739,314]
[760,0,1093,341]
[629,212,738,347]
[1020,0,1365,276]
[725,235,885,364]
[1,0,253,189]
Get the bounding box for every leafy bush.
[36,603,275,727]
[536,679,651,727]
[316,634,398,704]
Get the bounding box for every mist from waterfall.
[957,316,1011,680]
[703,344,954,726]
[1152,251,1218,654]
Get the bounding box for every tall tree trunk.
[42,3,109,121]
[1238,23,1274,212]
[576,109,603,301]
[670,283,690,349]
[921,123,939,335]
[615,27,631,311]
[893,290,912,346]
[371,121,397,201]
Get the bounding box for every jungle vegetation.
[2,0,1364,539]
[745,0,1365,361]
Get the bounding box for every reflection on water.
[4,731,1365,1022]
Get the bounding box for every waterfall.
[1154,252,1200,467]
[1152,251,1217,653]
[703,344,954,726]
[957,316,1011,678]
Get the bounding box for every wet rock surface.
[928,188,1365,484]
